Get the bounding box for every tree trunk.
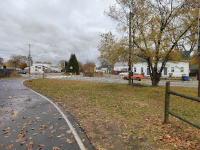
[151,70,161,87]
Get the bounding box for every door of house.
[164,68,167,75]
[147,67,150,75]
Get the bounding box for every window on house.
[121,68,128,71]
[134,67,136,72]
[180,67,184,72]
[141,67,143,73]
[157,67,160,73]
[171,67,174,72]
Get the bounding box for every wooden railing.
[164,81,200,129]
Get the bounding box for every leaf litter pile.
[24,79,200,149]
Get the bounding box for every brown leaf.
[33,133,38,136]
[53,147,60,150]
[29,141,34,148]
[58,117,63,120]
[20,141,26,145]
[51,129,56,133]
[66,130,72,134]
[62,137,72,143]
[49,125,54,129]
[6,144,13,149]
[17,134,25,139]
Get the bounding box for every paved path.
[0,78,93,150]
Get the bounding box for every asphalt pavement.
[45,74,198,88]
[0,78,94,150]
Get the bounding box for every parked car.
[119,72,129,76]
[122,73,143,81]
[18,70,26,74]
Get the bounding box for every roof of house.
[181,51,190,59]
[102,64,111,68]
[189,65,198,70]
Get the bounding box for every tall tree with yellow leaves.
[106,0,199,86]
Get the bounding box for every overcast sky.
[0,0,117,65]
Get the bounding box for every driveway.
[0,78,94,150]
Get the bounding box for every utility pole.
[27,44,32,78]
[198,7,200,97]
[128,0,134,85]
[128,11,132,85]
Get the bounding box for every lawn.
[24,79,200,150]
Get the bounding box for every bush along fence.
[0,69,15,78]
[164,81,200,129]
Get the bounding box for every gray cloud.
[0,0,116,65]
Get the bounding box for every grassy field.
[24,79,200,150]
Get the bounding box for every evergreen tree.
[66,54,79,75]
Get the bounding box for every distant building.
[101,64,112,73]
[28,63,61,73]
[114,51,190,77]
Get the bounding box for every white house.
[29,63,61,73]
[114,61,189,77]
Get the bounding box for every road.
[0,78,94,150]
[21,73,199,87]
[43,74,198,88]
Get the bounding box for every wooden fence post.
[164,81,170,124]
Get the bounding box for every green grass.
[24,79,200,150]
